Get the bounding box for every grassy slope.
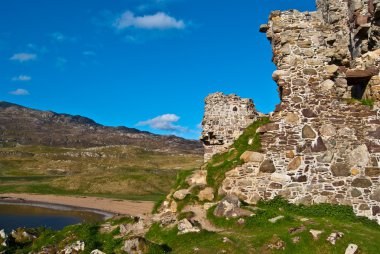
[0,145,202,201]
[145,197,380,254]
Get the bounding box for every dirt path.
[0,193,154,216]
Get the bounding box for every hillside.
[0,101,202,154]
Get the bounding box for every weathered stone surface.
[365,167,380,176]
[173,189,190,200]
[285,112,300,124]
[302,108,317,118]
[320,124,336,137]
[331,163,350,177]
[345,244,358,254]
[240,151,265,163]
[178,219,200,234]
[259,159,276,173]
[288,156,302,170]
[311,137,327,152]
[320,79,335,91]
[198,187,214,201]
[351,178,372,188]
[351,188,362,197]
[122,237,148,254]
[201,92,258,161]
[302,125,317,139]
[348,145,370,167]
[186,170,207,186]
[271,173,291,183]
[370,188,380,202]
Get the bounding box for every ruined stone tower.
[203,0,380,223]
[201,93,258,162]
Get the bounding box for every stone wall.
[217,0,380,223]
[201,92,258,162]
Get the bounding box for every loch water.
[0,203,105,232]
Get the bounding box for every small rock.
[292,236,301,244]
[237,218,245,225]
[269,215,285,223]
[198,187,214,201]
[91,250,106,254]
[62,241,85,254]
[309,229,323,240]
[345,243,358,254]
[186,170,207,186]
[222,237,233,243]
[173,189,190,200]
[122,237,148,254]
[326,232,344,245]
[178,219,200,234]
[288,225,306,234]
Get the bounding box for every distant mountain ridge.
[0,101,202,154]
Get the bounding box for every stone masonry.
[201,92,258,162]
[205,0,380,223]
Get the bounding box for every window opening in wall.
[347,77,371,100]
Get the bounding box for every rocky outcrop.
[201,92,258,161]
[206,0,380,223]
[0,101,202,154]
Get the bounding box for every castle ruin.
[201,92,258,162]
[202,0,380,223]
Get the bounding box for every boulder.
[240,151,265,163]
[122,237,149,254]
[62,241,85,253]
[198,187,214,201]
[345,244,358,254]
[178,219,200,234]
[91,250,106,254]
[173,189,190,200]
[326,232,344,245]
[186,170,207,186]
[309,229,323,240]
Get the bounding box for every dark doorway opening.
[347,77,371,100]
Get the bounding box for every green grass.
[0,145,202,201]
[346,98,375,107]
[206,117,270,192]
[201,197,380,254]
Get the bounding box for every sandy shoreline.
[0,193,154,216]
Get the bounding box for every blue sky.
[0,0,316,139]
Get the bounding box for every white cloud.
[9,88,30,96]
[12,75,31,82]
[114,11,185,30]
[49,32,77,42]
[10,53,37,62]
[136,114,187,132]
